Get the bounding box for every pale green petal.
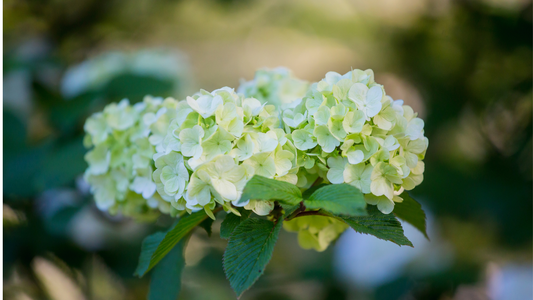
[332,79,352,101]
[305,92,324,116]
[371,177,393,200]
[85,145,110,175]
[315,106,331,125]
[252,200,274,216]
[211,178,238,201]
[292,129,317,150]
[342,110,365,134]
[348,83,368,105]
[187,95,223,118]
[377,197,395,214]
[231,134,254,161]
[314,125,340,153]
[179,125,205,158]
[326,156,346,184]
[297,230,321,251]
[346,149,364,164]
[328,117,346,140]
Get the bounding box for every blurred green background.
[3,0,532,299]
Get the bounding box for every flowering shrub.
[83,68,429,298]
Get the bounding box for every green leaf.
[220,209,251,240]
[135,211,208,277]
[394,192,429,239]
[223,218,282,298]
[199,218,214,237]
[236,175,302,206]
[148,236,188,300]
[301,183,328,199]
[304,184,367,217]
[338,205,413,247]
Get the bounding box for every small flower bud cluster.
[283,215,348,252]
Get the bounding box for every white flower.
[203,155,247,202]
[179,125,205,158]
[187,168,213,206]
[373,105,396,130]
[186,94,223,118]
[230,134,254,161]
[403,106,425,140]
[328,116,347,141]
[245,200,274,216]
[364,194,395,214]
[130,176,157,199]
[370,162,403,200]
[202,127,234,160]
[292,129,317,151]
[326,156,347,184]
[215,102,243,137]
[242,97,263,118]
[314,125,340,153]
[342,110,365,134]
[314,106,331,126]
[244,152,276,178]
[400,137,428,168]
[251,132,278,153]
[273,148,295,176]
[381,135,400,152]
[343,163,373,193]
[85,145,110,175]
[283,109,307,128]
[104,99,136,130]
[84,113,109,144]
[348,83,383,119]
[402,161,424,190]
[156,152,189,198]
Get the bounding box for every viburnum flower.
[145,86,298,217]
[283,215,349,252]
[82,67,428,256]
[283,68,428,215]
[83,97,171,219]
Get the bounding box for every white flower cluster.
[284,215,348,252]
[148,87,301,218]
[83,68,428,220]
[284,70,428,214]
[83,97,171,219]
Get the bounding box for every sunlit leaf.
[304,183,367,216]
[236,175,303,206]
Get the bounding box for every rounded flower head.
[83,67,428,228]
[145,87,294,217]
[285,69,428,215]
[83,97,169,219]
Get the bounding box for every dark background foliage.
[4,0,532,299]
